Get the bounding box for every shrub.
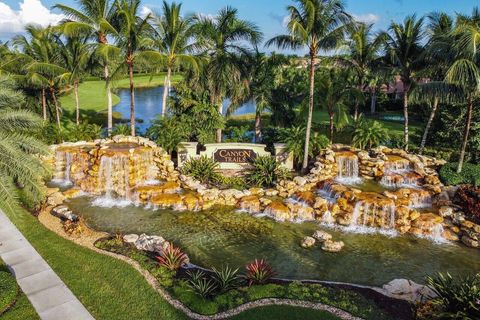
[439,162,480,186]
[147,117,187,154]
[212,265,240,293]
[454,186,480,223]
[424,273,480,319]
[112,124,131,136]
[246,156,291,188]
[352,120,389,150]
[156,244,188,271]
[280,126,330,166]
[224,125,252,143]
[180,156,221,185]
[186,270,217,299]
[245,259,275,286]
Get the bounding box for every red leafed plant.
[245,259,275,286]
[454,186,480,223]
[156,244,188,271]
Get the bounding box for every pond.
[114,87,256,133]
[67,196,480,287]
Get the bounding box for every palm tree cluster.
[0,0,478,175]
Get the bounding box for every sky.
[1,0,479,53]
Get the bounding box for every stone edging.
[37,209,363,320]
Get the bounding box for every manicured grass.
[59,73,183,115]
[4,207,346,320]
[230,305,341,320]
[0,259,38,319]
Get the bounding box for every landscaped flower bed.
[94,236,409,320]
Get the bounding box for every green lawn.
[3,207,345,320]
[60,73,183,116]
[0,259,38,319]
[230,305,341,320]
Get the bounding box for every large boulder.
[134,234,167,253]
[381,279,437,303]
[264,201,291,221]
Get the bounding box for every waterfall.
[409,193,432,209]
[429,224,448,244]
[320,210,335,225]
[317,182,339,203]
[380,160,420,189]
[347,201,397,235]
[335,155,361,184]
[52,151,73,186]
[92,155,132,208]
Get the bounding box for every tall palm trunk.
[457,97,474,173]
[419,97,439,155]
[302,52,316,173]
[128,61,136,137]
[328,110,334,143]
[403,84,410,151]
[216,101,223,143]
[74,80,80,125]
[161,66,171,117]
[254,109,262,143]
[104,64,113,136]
[50,86,61,129]
[41,88,47,121]
[370,89,377,114]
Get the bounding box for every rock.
[381,279,437,303]
[312,230,332,242]
[461,235,479,248]
[313,197,328,209]
[47,191,66,207]
[438,206,454,218]
[321,240,344,252]
[442,229,459,242]
[264,201,291,222]
[51,205,78,222]
[294,191,316,206]
[134,234,167,253]
[123,234,139,243]
[62,187,84,199]
[151,193,183,208]
[293,176,307,186]
[183,193,201,211]
[237,195,261,213]
[301,236,316,248]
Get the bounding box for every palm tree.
[346,23,386,120]
[383,15,426,151]
[55,0,118,135]
[0,75,49,213]
[56,35,91,125]
[445,8,480,173]
[316,68,360,142]
[193,6,262,143]
[267,0,350,171]
[152,1,197,117]
[352,120,389,150]
[115,0,153,136]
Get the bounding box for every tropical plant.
[111,123,131,136]
[211,265,240,293]
[280,126,330,167]
[245,259,275,286]
[352,120,389,149]
[454,185,480,223]
[267,0,351,171]
[0,76,49,212]
[424,272,480,319]
[180,156,221,185]
[224,125,251,143]
[151,1,197,117]
[444,7,480,173]
[345,22,386,120]
[115,0,153,136]
[66,122,102,141]
[55,0,118,135]
[147,117,187,154]
[193,6,262,142]
[246,156,291,188]
[186,270,217,299]
[382,15,426,150]
[156,243,188,271]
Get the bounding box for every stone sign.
[213,149,257,163]
[177,142,293,171]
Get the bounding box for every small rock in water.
[312,230,332,242]
[300,236,316,248]
[382,279,437,303]
[321,240,344,252]
[123,234,139,243]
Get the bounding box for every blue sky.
[1,0,478,52]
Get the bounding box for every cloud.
[0,0,64,36]
[352,13,380,24]
[140,6,153,18]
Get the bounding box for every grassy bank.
[4,207,343,320]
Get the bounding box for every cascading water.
[317,182,339,204]
[335,154,362,184]
[409,193,432,209]
[380,159,420,189]
[52,151,73,186]
[92,155,132,208]
[347,201,397,235]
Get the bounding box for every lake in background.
[115,86,256,133]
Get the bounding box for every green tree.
[115,0,153,136]
[445,8,480,173]
[382,15,426,150]
[55,0,118,135]
[352,120,389,149]
[152,1,197,117]
[0,76,49,212]
[193,6,262,142]
[267,0,350,172]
